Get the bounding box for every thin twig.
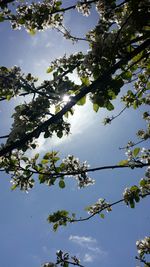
[135,256,150,267]
[109,106,127,123]
[119,139,147,150]
[71,192,150,223]
[54,25,89,42]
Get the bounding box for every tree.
[0,0,150,266]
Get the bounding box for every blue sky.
[0,1,149,267]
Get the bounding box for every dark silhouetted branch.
[0,39,149,157]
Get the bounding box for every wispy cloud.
[83,253,94,263]
[69,235,107,263]
[69,235,96,246]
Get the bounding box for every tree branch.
[0,135,9,139]
[0,39,149,157]
[0,161,149,177]
[70,193,150,223]
[119,139,147,150]
[135,256,150,267]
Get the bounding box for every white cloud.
[83,253,94,263]
[87,246,102,253]
[69,235,97,246]
[69,235,107,263]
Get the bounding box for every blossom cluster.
[137,127,150,141]
[0,151,35,192]
[0,66,22,99]
[56,250,80,266]
[123,171,150,207]
[136,236,150,258]
[123,186,140,206]
[11,0,63,31]
[76,1,91,16]
[7,94,50,144]
[139,167,150,195]
[86,198,111,215]
[10,175,34,192]
[62,155,95,188]
[125,147,150,164]
[95,0,115,19]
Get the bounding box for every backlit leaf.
[133,147,140,157]
[77,95,86,105]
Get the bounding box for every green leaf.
[53,223,59,231]
[0,14,4,22]
[11,184,17,190]
[34,153,39,160]
[129,200,135,208]
[64,112,69,118]
[39,174,45,183]
[147,81,150,90]
[133,100,138,109]
[134,195,140,203]
[28,28,36,35]
[118,160,128,166]
[21,157,28,162]
[18,18,25,25]
[130,185,139,192]
[41,159,49,164]
[69,108,74,116]
[133,147,140,157]
[55,105,60,114]
[57,131,63,138]
[139,179,147,187]
[43,152,51,159]
[56,1,62,7]
[81,76,90,86]
[44,131,50,138]
[106,101,114,111]
[121,71,132,80]
[77,95,86,105]
[107,89,116,100]
[111,78,124,93]
[64,262,69,267]
[6,95,12,101]
[59,180,65,189]
[93,103,99,112]
[59,162,65,170]
[46,66,54,73]
[100,213,105,219]
[52,157,60,162]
